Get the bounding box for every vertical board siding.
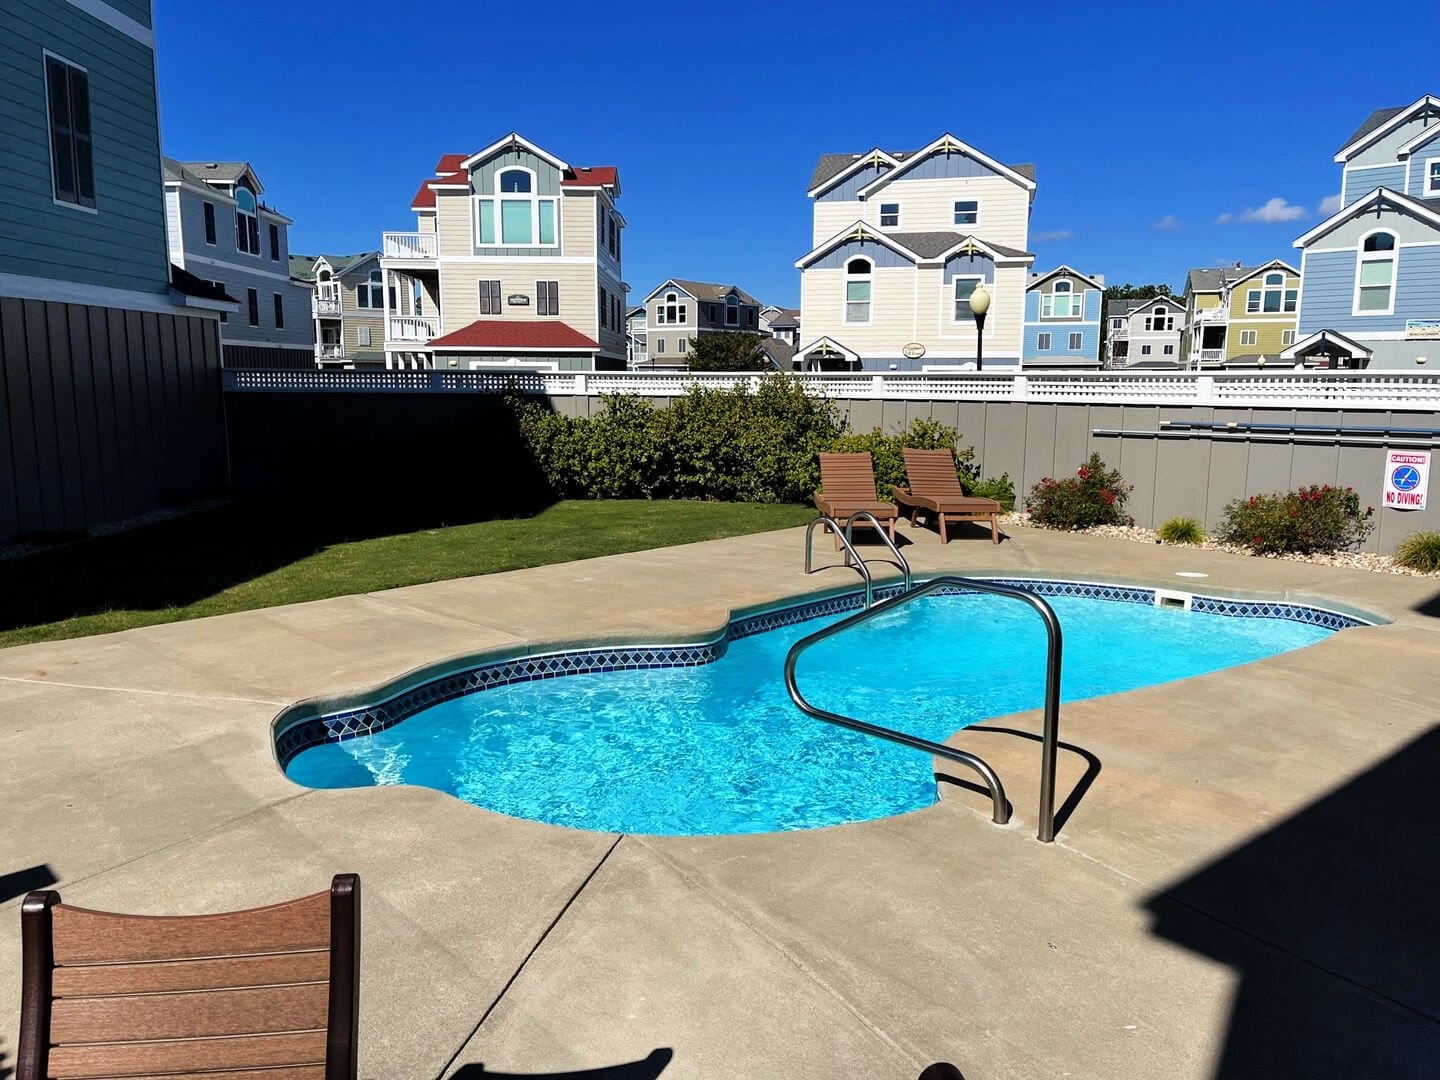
[0,297,226,542]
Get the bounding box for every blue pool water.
[285,593,1334,835]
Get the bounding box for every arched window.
[234,186,259,255]
[476,166,557,247]
[845,258,872,324]
[658,291,685,326]
[1043,279,1074,318]
[1356,231,1398,314]
[1246,269,1296,314]
[725,294,740,326]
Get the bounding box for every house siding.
[814,163,892,202]
[1346,110,1440,169]
[0,0,169,294]
[1343,164,1405,206]
[438,261,600,340]
[1298,246,1440,334]
[468,147,565,258]
[814,174,1030,247]
[100,0,153,27]
[809,239,915,271]
[1022,282,1102,365]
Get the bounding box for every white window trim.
[844,258,873,327]
[474,166,561,250]
[878,202,901,229]
[1351,228,1398,317]
[203,201,217,245]
[1041,280,1080,320]
[953,199,980,227]
[1425,157,1440,197]
[950,274,986,324]
[42,49,98,215]
[1281,329,1296,345]
[1068,331,1083,350]
[1140,344,1152,355]
[1239,329,1258,347]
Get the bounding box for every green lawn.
[0,499,813,648]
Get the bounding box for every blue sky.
[155,0,1437,307]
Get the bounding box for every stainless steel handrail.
[843,511,912,592]
[803,515,873,607]
[784,575,1065,842]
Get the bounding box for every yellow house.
[1182,259,1301,366]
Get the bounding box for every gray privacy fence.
[0,297,226,543]
[222,371,1440,555]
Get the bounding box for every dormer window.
[476,166,557,248]
[235,186,259,255]
[725,295,739,326]
[1355,231,1397,314]
[1042,279,1076,319]
[845,258,872,324]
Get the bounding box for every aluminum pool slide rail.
[783,575,1064,843]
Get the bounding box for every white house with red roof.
[378,133,626,370]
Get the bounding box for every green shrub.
[1158,517,1205,544]
[1026,453,1133,530]
[830,418,976,498]
[963,473,1016,513]
[1218,485,1374,555]
[1392,530,1440,572]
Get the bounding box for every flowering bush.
[1218,485,1374,555]
[1026,453,1133,530]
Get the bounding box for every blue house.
[1022,267,1103,367]
[1286,95,1440,370]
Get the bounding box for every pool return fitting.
[784,571,1064,843]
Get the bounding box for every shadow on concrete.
[1413,591,1440,621]
[0,1038,12,1080]
[941,725,1102,836]
[0,863,56,904]
[1146,726,1440,1078]
[451,1047,672,1078]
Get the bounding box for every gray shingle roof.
[1108,299,1144,316]
[887,232,1032,260]
[1185,265,1257,292]
[760,339,797,369]
[809,150,1035,190]
[164,158,255,186]
[1338,107,1406,154]
[766,314,799,329]
[665,279,761,306]
[290,253,381,282]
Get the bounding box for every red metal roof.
[410,181,437,210]
[434,153,467,175]
[428,320,599,351]
[562,166,618,187]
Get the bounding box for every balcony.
[382,232,438,260]
[1197,349,1226,363]
[313,297,342,318]
[316,343,344,360]
[1192,306,1228,324]
[388,316,439,343]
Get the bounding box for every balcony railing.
[316,343,344,360]
[313,297,342,317]
[382,232,438,259]
[387,316,439,342]
[1192,307,1228,323]
[1197,349,1226,362]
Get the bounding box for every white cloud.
[1153,214,1181,231]
[1318,193,1343,215]
[1032,229,1073,242]
[1217,197,1308,225]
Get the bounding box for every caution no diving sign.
[1383,450,1430,511]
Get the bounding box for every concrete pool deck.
[2,521,1438,1079]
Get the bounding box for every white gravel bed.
[999,513,1435,577]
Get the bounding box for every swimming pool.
[278,580,1367,836]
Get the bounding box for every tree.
[1099,283,1180,366]
[686,332,768,372]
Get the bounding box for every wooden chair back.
[18,874,359,1080]
[903,449,966,499]
[818,452,882,502]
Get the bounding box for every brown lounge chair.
[892,448,1002,544]
[814,452,899,549]
[18,875,360,1080]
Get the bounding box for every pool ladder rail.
[783,574,1064,844]
[803,512,912,608]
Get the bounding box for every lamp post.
[969,281,992,371]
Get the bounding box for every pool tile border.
[273,579,1372,768]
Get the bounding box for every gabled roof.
[411,146,618,211]
[794,223,1033,269]
[1110,295,1184,316]
[428,320,599,352]
[1335,96,1440,161]
[793,336,860,363]
[857,134,1037,197]
[1293,187,1440,247]
[808,140,1036,196]
[766,314,800,329]
[289,253,380,281]
[643,279,761,305]
[461,132,569,173]
[1026,265,1104,292]
[1280,328,1373,361]
[1223,259,1301,290]
[1185,265,1257,293]
[1397,121,1440,157]
[759,338,797,369]
[166,159,263,193]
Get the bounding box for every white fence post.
[573,372,588,396]
[871,374,885,398]
[1196,375,1215,405]
[1012,374,1029,400]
